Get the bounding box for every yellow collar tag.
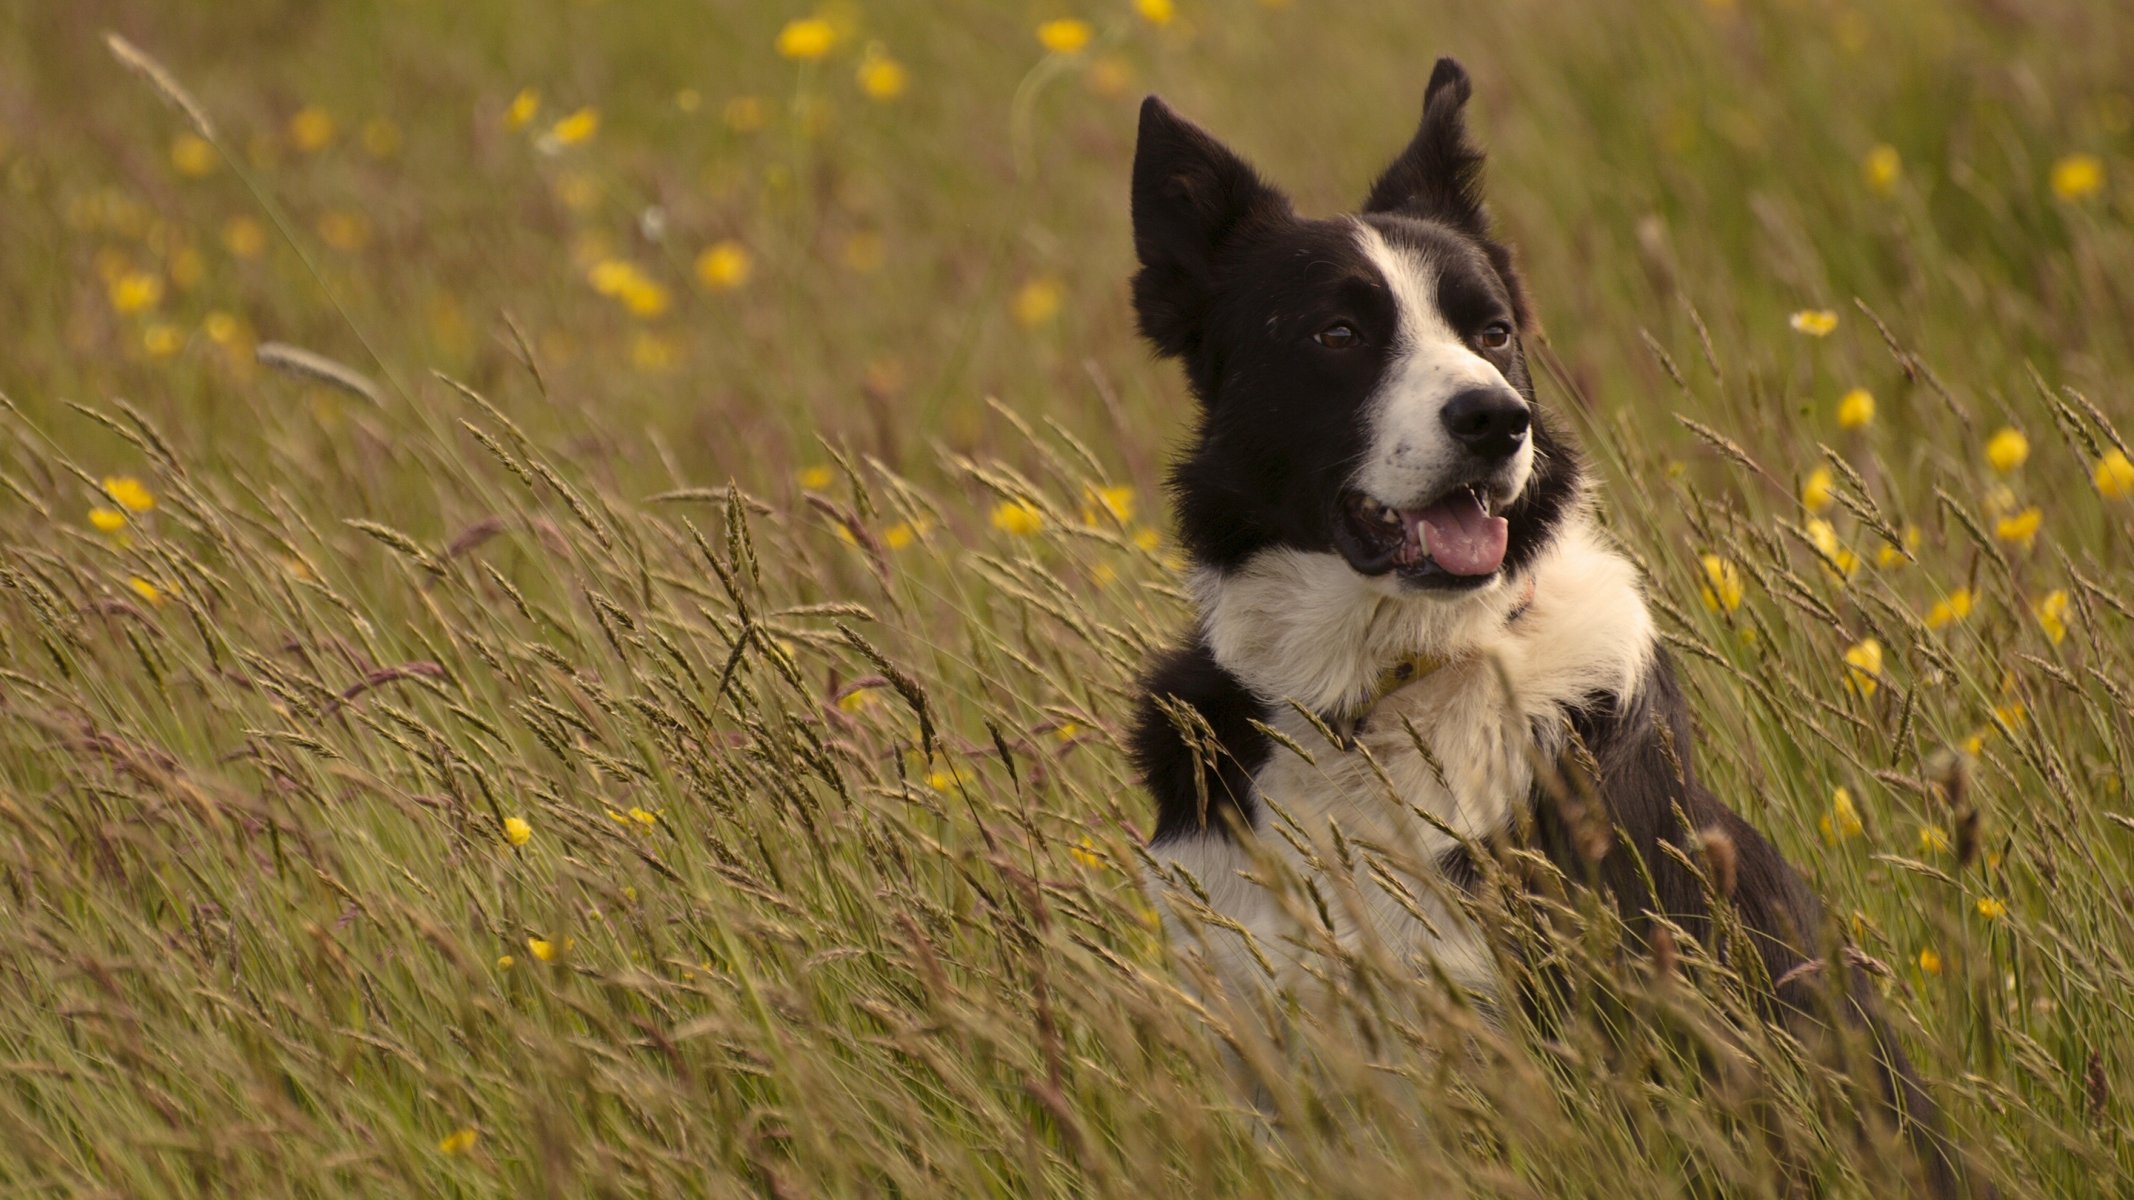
[1343,650,1450,727]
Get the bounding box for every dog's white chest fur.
[1150,518,1655,1002]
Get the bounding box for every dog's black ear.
[1363,58,1488,234]
[1132,95,1290,360]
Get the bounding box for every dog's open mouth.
[1335,485,1510,584]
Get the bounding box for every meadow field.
[3,0,2132,1194]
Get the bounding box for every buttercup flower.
[1013,277,1064,328]
[1842,637,1883,697]
[1984,426,2029,474]
[1924,588,1973,630]
[1036,18,1094,54]
[992,499,1044,536]
[103,477,155,512]
[1699,554,1743,613]
[1994,507,2042,549]
[505,87,540,129]
[550,107,599,145]
[2093,450,2134,499]
[1789,309,1838,336]
[503,817,532,846]
[695,241,752,290]
[857,47,907,100]
[1820,787,1864,842]
[2034,589,2069,645]
[438,1128,478,1155]
[1862,143,1900,195]
[777,18,837,60]
[1800,466,1835,512]
[2049,153,2104,202]
[1835,388,1875,430]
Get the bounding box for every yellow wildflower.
[170,133,216,177]
[127,577,167,606]
[1842,637,1883,697]
[2034,589,2069,645]
[505,87,540,130]
[1800,466,1835,512]
[695,241,752,290]
[2049,153,2104,202]
[1819,787,1864,843]
[1085,54,1136,98]
[360,117,401,159]
[857,47,907,100]
[1804,517,1859,578]
[550,107,599,146]
[503,816,532,846]
[1835,388,1875,430]
[437,1128,478,1155]
[1132,527,1163,552]
[723,95,769,133]
[629,332,679,373]
[1070,839,1108,868]
[1013,276,1064,328]
[142,323,183,358]
[203,311,246,348]
[108,271,162,315]
[2093,450,2134,499]
[627,806,658,827]
[1920,824,1951,855]
[496,955,515,969]
[776,17,838,60]
[1984,426,2029,474]
[1699,554,1743,613]
[620,276,671,319]
[288,106,336,152]
[1862,143,1900,196]
[925,769,955,792]
[1975,896,2007,920]
[1135,0,1175,25]
[1036,18,1094,54]
[884,519,930,550]
[317,210,371,252]
[527,937,558,962]
[223,215,267,259]
[1917,947,1942,976]
[798,465,834,490]
[1924,588,1973,629]
[167,246,204,290]
[1875,523,1921,568]
[1084,484,1135,524]
[88,507,127,534]
[1994,506,2042,549]
[992,499,1044,536]
[103,477,155,513]
[1789,309,1838,336]
[838,687,877,713]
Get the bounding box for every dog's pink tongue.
[1415,493,1509,576]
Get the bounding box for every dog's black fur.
[1125,58,1969,1196]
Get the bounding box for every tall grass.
[1,0,2130,1194]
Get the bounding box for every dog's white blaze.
[1350,220,1533,509]
[1156,517,1656,1011]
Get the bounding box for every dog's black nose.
[1440,388,1531,460]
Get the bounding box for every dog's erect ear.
[1132,95,1290,360]
[1363,58,1488,233]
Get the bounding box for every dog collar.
[1333,574,1537,733]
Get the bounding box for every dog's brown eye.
[1477,322,1513,351]
[1315,323,1359,349]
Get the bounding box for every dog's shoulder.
[1130,635,1274,843]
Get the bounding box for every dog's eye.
[1315,323,1359,350]
[1477,322,1514,351]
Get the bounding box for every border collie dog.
[1127,59,1963,1195]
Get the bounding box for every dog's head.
[1132,59,1579,596]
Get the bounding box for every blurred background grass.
[2,0,2132,1195]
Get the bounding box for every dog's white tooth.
[1379,506,1400,525]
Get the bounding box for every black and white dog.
[1127,59,1964,1195]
